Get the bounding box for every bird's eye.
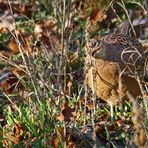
[96,40,100,46]
[88,39,100,48]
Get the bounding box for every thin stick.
[117,0,137,37]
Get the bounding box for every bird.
[91,34,147,80]
[85,28,147,118]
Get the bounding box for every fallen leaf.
[90,9,107,25]
[57,102,76,122]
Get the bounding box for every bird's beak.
[92,44,106,60]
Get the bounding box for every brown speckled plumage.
[90,34,146,77]
[85,33,147,107]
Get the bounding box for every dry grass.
[0,0,148,147]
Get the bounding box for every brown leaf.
[79,96,94,110]
[3,123,25,146]
[57,102,76,122]
[11,2,34,18]
[12,123,24,144]
[90,9,107,25]
[7,31,33,55]
[0,67,25,95]
[8,40,20,54]
[115,119,125,127]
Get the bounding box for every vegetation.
[0,0,148,147]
